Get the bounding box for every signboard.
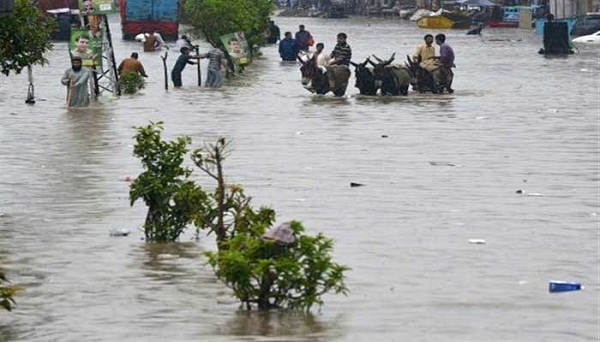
[220,32,251,70]
[78,0,115,15]
[70,28,102,67]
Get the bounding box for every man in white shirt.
[175,35,193,51]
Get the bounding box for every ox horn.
[384,53,396,66]
[366,57,376,67]
[371,55,384,63]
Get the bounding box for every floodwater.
[0,13,598,342]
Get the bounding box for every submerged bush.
[191,138,275,248]
[129,124,350,310]
[119,72,145,94]
[205,221,350,311]
[0,269,21,311]
[130,122,208,242]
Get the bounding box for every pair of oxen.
[297,53,454,97]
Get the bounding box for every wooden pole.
[161,51,168,91]
[195,46,202,86]
[66,76,74,106]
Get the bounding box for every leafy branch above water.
[129,122,350,311]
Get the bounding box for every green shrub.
[120,72,145,95]
[191,138,275,247]
[130,122,208,242]
[129,125,350,311]
[0,270,21,311]
[205,221,350,311]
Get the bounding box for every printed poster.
[70,28,102,67]
[78,0,115,15]
[220,32,251,70]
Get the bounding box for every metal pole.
[25,65,35,104]
[195,46,202,86]
[161,51,168,91]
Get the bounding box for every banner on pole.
[220,32,251,71]
[70,28,103,67]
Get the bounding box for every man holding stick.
[61,56,91,107]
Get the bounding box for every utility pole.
[92,14,120,96]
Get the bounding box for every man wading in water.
[61,56,91,107]
[198,44,231,88]
[171,47,201,88]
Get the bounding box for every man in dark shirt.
[171,47,201,88]
[266,20,281,44]
[294,24,312,51]
[329,32,352,66]
[279,31,299,61]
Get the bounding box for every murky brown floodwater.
[0,13,598,342]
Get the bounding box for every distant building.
[548,0,598,18]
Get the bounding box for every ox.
[368,53,411,96]
[350,60,377,96]
[406,55,454,94]
[298,55,350,97]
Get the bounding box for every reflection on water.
[0,13,597,342]
[221,310,341,341]
[137,242,202,284]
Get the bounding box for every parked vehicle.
[119,0,179,41]
[571,30,600,44]
[416,9,472,29]
[571,13,600,37]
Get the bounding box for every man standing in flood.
[61,56,91,107]
[294,24,313,51]
[279,31,299,61]
[171,47,201,88]
[118,52,148,78]
[198,44,230,87]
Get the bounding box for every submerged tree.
[129,124,350,311]
[191,138,275,248]
[194,140,349,311]
[0,0,56,76]
[119,72,146,95]
[183,0,273,48]
[205,221,350,311]
[130,122,208,242]
[0,267,21,311]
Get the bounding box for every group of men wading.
[60,35,232,107]
[60,26,456,107]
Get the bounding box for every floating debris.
[109,228,131,237]
[262,222,295,244]
[516,189,544,196]
[381,134,389,138]
[549,281,582,293]
[527,192,544,197]
[468,239,486,244]
[350,182,365,187]
[429,161,458,167]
